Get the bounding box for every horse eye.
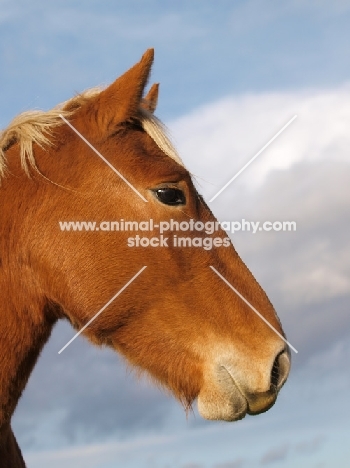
[155,188,186,206]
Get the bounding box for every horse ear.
[141,83,159,113]
[87,49,154,134]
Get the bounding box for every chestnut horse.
[0,49,290,467]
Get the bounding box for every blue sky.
[2,0,350,120]
[1,1,350,467]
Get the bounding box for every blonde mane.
[0,87,182,183]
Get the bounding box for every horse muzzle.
[197,347,291,421]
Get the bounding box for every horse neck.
[0,164,60,466]
[0,283,57,422]
[0,274,57,465]
[0,425,26,468]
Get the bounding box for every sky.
[1,1,350,467]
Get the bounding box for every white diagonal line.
[210,266,298,353]
[58,266,147,354]
[209,115,297,202]
[59,114,148,202]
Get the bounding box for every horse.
[0,49,290,467]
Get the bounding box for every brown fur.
[0,49,289,466]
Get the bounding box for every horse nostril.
[271,349,291,391]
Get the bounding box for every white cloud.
[280,257,350,303]
[171,84,350,196]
